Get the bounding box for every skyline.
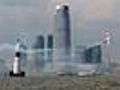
[0,0,119,61]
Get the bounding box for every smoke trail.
[0,44,14,51]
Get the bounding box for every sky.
[0,0,119,61]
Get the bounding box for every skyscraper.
[47,35,54,63]
[46,35,54,71]
[32,35,45,72]
[47,35,54,49]
[33,35,44,49]
[84,44,102,63]
[54,4,71,61]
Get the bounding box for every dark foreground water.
[0,76,120,90]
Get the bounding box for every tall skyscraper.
[46,35,54,71]
[32,35,45,72]
[47,35,54,49]
[47,35,54,63]
[33,35,44,49]
[54,4,71,61]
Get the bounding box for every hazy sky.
[0,0,120,60]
